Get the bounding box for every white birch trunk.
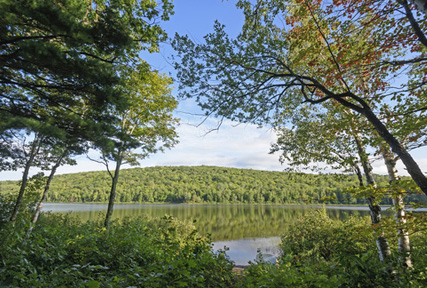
[382,145,412,268]
[354,134,392,261]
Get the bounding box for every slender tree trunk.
[10,137,40,222]
[398,0,427,47]
[336,97,427,196]
[359,108,427,196]
[381,145,412,268]
[28,150,67,233]
[104,157,122,227]
[310,3,427,195]
[354,134,392,262]
[354,164,364,187]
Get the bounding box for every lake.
[42,203,371,265]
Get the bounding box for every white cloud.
[2,116,427,181]
[137,119,285,171]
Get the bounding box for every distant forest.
[0,166,425,205]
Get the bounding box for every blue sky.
[1,0,426,181]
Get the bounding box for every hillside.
[0,166,420,205]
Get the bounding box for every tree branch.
[399,0,427,48]
[303,0,352,93]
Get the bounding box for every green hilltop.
[0,166,423,205]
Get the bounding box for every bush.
[0,214,236,287]
[238,209,427,287]
[236,256,339,288]
[280,208,374,264]
[0,194,15,225]
[2,208,427,287]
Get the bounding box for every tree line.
[1,166,425,205]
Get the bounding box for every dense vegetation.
[0,0,178,227]
[0,213,235,287]
[2,210,426,287]
[3,166,424,205]
[242,210,427,287]
[1,0,427,286]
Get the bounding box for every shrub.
[280,209,374,265]
[0,214,236,287]
[239,209,427,287]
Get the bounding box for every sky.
[1,0,426,181]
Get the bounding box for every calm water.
[42,203,371,265]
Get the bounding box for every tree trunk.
[360,107,427,196]
[382,145,412,268]
[10,137,40,222]
[354,134,392,262]
[354,164,364,187]
[28,150,67,233]
[399,0,427,47]
[104,157,122,227]
[336,97,427,196]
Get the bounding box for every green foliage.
[0,194,15,226]
[92,63,179,227]
[238,210,427,287]
[1,0,174,128]
[271,105,363,176]
[0,173,43,225]
[0,214,236,287]
[1,0,176,223]
[171,0,427,196]
[0,166,396,204]
[237,259,339,288]
[281,209,374,264]
[1,198,426,287]
[98,67,178,166]
[1,166,418,205]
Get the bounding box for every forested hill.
[0,166,420,205]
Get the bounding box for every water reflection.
[43,203,369,241]
[213,237,282,266]
[42,203,371,265]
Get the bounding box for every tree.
[1,0,174,222]
[271,104,365,185]
[8,133,42,222]
[171,0,427,195]
[272,103,397,262]
[29,139,85,232]
[2,93,95,223]
[90,66,178,227]
[1,0,174,129]
[5,124,84,223]
[3,121,53,222]
[0,0,174,161]
[379,143,413,268]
